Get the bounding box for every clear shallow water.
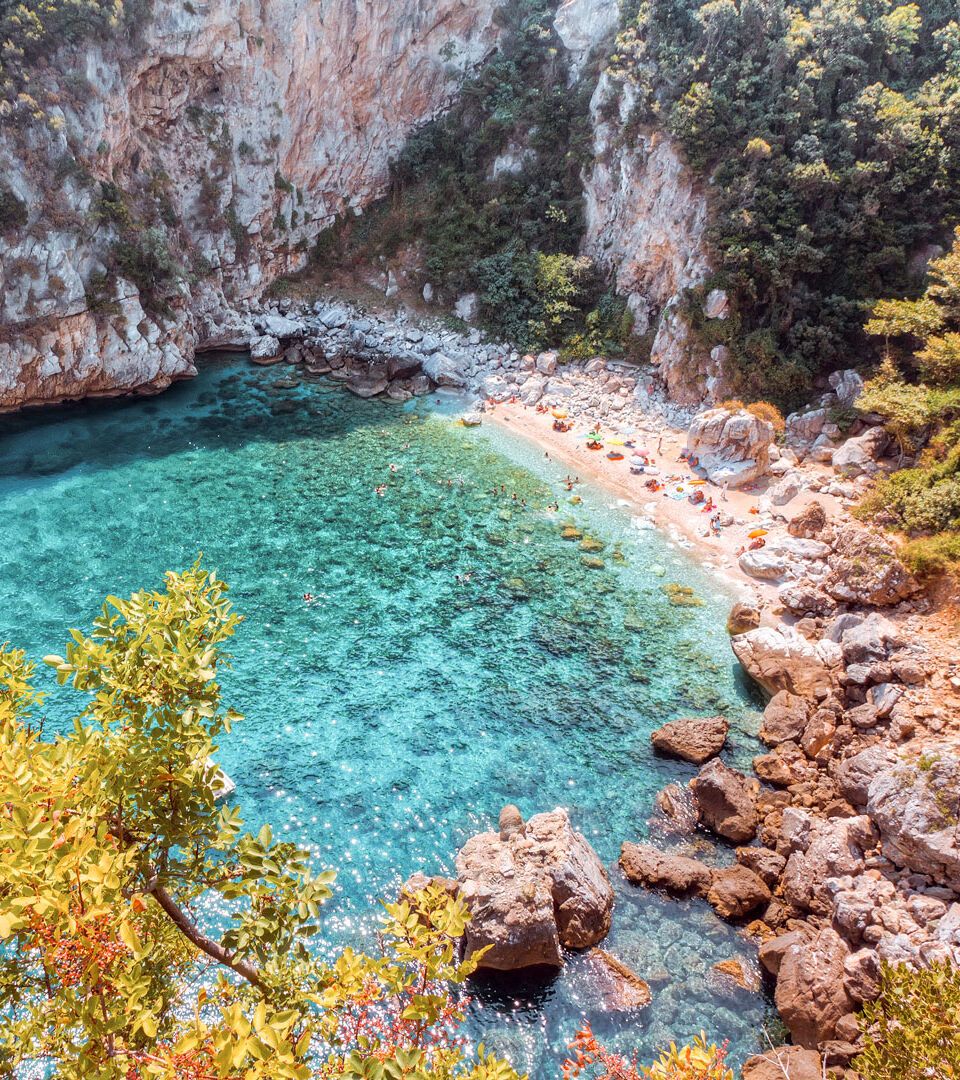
[0,357,773,1073]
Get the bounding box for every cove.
[0,356,774,1075]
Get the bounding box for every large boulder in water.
[619,842,713,895]
[650,715,729,764]
[686,407,775,488]
[691,759,759,843]
[455,807,614,970]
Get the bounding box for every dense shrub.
[854,961,960,1079]
[745,401,785,433]
[608,0,960,408]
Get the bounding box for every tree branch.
[146,879,265,991]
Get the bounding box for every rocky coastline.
[218,293,960,1079]
[7,285,960,1077]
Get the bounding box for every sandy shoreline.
[484,402,842,612]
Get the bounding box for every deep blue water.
[0,356,773,1074]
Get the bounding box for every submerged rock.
[456,807,614,970]
[583,949,652,1011]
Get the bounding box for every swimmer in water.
[303,593,314,602]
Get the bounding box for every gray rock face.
[832,426,888,477]
[691,759,758,844]
[867,751,960,892]
[686,408,775,488]
[650,715,729,764]
[824,525,919,607]
[456,807,614,970]
[829,369,864,409]
[250,334,281,361]
[0,0,499,410]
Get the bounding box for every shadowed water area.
[0,356,776,1074]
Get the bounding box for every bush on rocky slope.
[608,0,960,408]
[854,960,960,1080]
[856,230,960,572]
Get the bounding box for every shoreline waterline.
[0,356,773,1075]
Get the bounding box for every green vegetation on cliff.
[856,228,960,572]
[314,0,634,357]
[609,0,960,406]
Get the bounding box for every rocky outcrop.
[455,807,614,970]
[742,1046,823,1080]
[650,715,728,765]
[823,526,920,607]
[620,842,770,921]
[0,0,499,408]
[686,408,775,488]
[867,750,960,892]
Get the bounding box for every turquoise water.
[0,357,772,1073]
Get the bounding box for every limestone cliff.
[0,0,498,409]
[581,74,721,406]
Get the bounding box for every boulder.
[835,745,897,807]
[250,334,282,362]
[481,373,511,402]
[731,626,837,697]
[454,293,479,322]
[778,581,836,617]
[583,949,652,1011]
[736,846,787,888]
[832,427,889,477]
[345,374,389,398]
[706,865,771,919]
[691,759,758,843]
[422,352,466,387]
[785,408,828,452]
[704,288,730,319]
[760,691,810,746]
[824,525,919,607]
[739,550,792,580]
[766,472,803,507]
[650,716,729,765]
[518,374,546,406]
[742,1047,823,1080]
[788,501,827,539]
[830,369,865,410]
[619,843,712,895]
[686,408,775,488]
[535,351,558,375]
[840,613,902,664]
[257,314,304,339]
[727,602,760,635]
[775,928,856,1049]
[867,750,960,891]
[456,807,613,970]
[780,816,876,915]
[387,353,422,380]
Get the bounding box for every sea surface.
[0,356,776,1074]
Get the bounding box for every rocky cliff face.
[581,74,720,405]
[0,0,498,409]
